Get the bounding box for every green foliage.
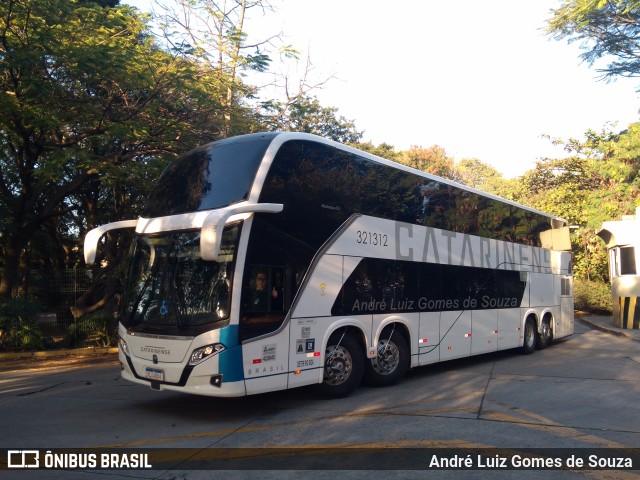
[455,158,518,198]
[572,228,610,282]
[514,155,595,226]
[456,158,500,189]
[349,141,400,162]
[66,312,114,347]
[262,95,363,143]
[514,123,640,282]
[0,0,233,297]
[547,0,640,78]
[0,298,45,351]
[574,278,612,314]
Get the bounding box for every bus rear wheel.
[364,328,409,387]
[536,318,553,350]
[314,331,364,398]
[521,318,537,354]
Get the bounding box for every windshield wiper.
[129,273,152,325]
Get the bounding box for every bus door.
[240,265,290,395]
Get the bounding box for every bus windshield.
[121,224,240,330]
[143,133,277,217]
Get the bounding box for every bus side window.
[245,266,285,312]
[240,266,287,341]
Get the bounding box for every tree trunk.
[0,244,22,299]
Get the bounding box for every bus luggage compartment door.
[439,310,472,361]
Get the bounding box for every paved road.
[1,319,639,479]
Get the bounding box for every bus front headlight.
[118,336,130,357]
[189,343,226,366]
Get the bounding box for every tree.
[547,0,640,78]
[0,0,226,298]
[349,141,400,162]
[153,0,292,135]
[513,123,640,282]
[263,95,362,143]
[399,145,456,180]
[455,157,516,197]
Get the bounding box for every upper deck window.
[143,133,277,217]
[259,139,558,248]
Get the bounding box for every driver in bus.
[249,270,281,311]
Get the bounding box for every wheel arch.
[522,309,539,330]
[540,309,554,334]
[323,319,369,356]
[372,317,412,359]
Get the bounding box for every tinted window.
[258,140,419,252]
[259,140,553,249]
[332,258,526,316]
[239,217,315,341]
[144,133,277,217]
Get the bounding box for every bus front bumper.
[119,350,247,397]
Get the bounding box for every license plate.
[145,367,164,381]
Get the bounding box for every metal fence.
[0,269,116,350]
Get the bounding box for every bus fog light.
[189,343,225,366]
[118,337,130,357]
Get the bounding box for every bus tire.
[536,317,553,350]
[364,328,409,387]
[314,331,364,398]
[521,318,537,355]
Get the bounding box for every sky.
[127,0,640,178]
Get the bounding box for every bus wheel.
[314,331,364,398]
[521,318,537,355]
[536,318,553,350]
[364,328,409,387]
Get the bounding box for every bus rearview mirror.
[200,203,283,261]
[84,220,138,265]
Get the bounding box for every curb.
[0,347,118,361]
[577,316,640,342]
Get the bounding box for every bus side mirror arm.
[84,220,138,265]
[201,203,283,261]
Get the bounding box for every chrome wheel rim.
[371,339,400,376]
[324,345,353,385]
[541,321,551,341]
[525,323,535,349]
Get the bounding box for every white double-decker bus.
[85,132,574,397]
